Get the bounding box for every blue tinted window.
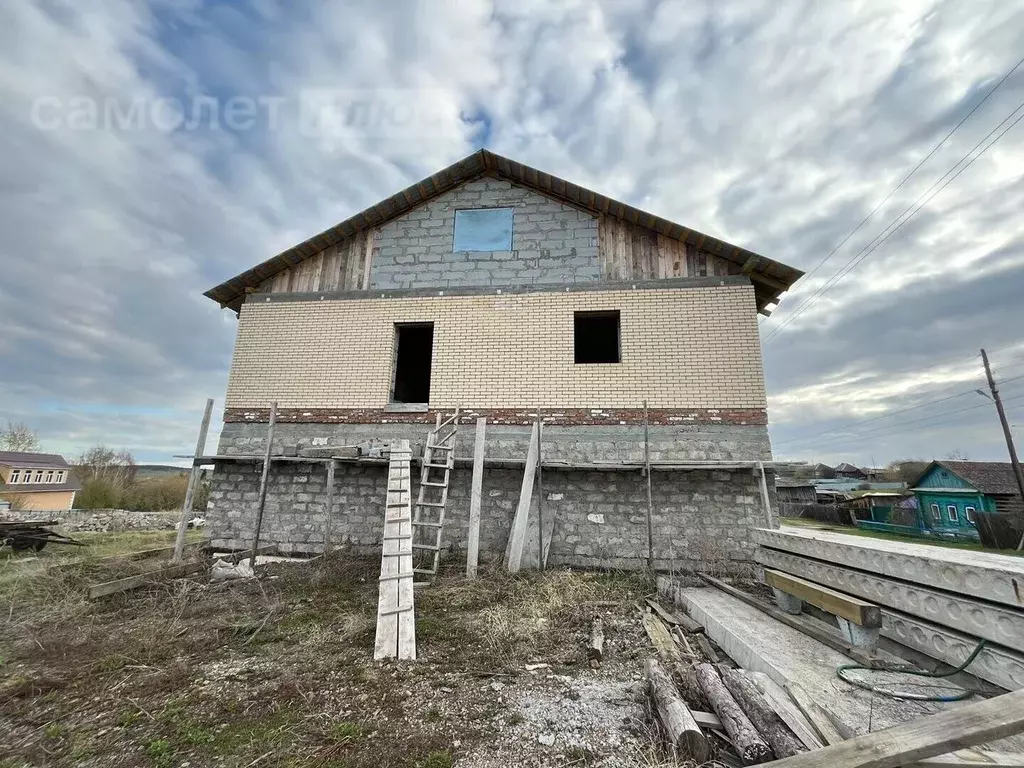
[453,208,513,251]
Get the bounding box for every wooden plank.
[767,688,1024,768]
[748,672,824,751]
[504,420,539,573]
[645,598,704,634]
[374,440,416,660]
[88,561,206,600]
[173,398,213,561]
[762,569,882,628]
[361,228,374,290]
[784,681,846,746]
[643,400,654,570]
[914,750,1024,767]
[249,402,278,568]
[466,417,486,579]
[692,710,722,730]
[641,609,708,709]
[324,459,335,555]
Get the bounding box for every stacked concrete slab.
[754,527,1024,690]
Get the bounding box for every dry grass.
[0,549,659,768]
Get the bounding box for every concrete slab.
[883,608,1024,690]
[673,585,952,736]
[755,547,1024,651]
[756,527,1024,610]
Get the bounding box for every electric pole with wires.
[980,348,1024,550]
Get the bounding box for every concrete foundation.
[755,547,1024,650]
[207,460,770,573]
[754,527,1024,610]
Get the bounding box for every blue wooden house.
[909,461,1024,542]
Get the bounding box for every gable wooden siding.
[256,229,375,294]
[597,216,736,281]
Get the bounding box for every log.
[646,659,708,762]
[695,663,772,765]
[640,610,709,709]
[588,616,604,668]
[720,666,805,758]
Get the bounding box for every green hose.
[836,639,988,702]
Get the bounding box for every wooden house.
[910,461,1024,543]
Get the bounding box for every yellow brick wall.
[225,285,766,410]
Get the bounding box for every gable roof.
[0,451,70,470]
[914,460,1023,496]
[204,149,803,313]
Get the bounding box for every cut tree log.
[765,687,1024,768]
[641,609,708,709]
[719,666,805,758]
[695,662,772,765]
[646,658,708,762]
[589,616,604,668]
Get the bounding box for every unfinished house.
[202,150,802,573]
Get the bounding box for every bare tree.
[76,446,137,487]
[0,421,40,453]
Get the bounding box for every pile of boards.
[640,594,1024,767]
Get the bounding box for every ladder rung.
[422,481,447,487]
[383,534,412,541]
[378,571,415,582]
[424,463,449,470]
[379,605,414,616]
[417,501,446,508]
[385,516,411,524]
[412,543,440,551]
[412,521,443,528]
[413,568,437,576]
[428,444,453,451]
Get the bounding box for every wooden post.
[757,461,773,528]
[643,400,654,571]
[466,417,486,578]
[505,420,540,573]
[324,458,335,558]
[249,402,278,569]
[172,398,213,562]
[535,416,545,569]
[646,658,709,762]
[981,349,1024,549]
[588,616,604,668]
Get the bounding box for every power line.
[763,98,1024,343]
[759,51,1024,327]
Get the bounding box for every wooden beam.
[249,402,278,568]
[466,417,486,579]
[784,682,847,746]
[763,569,882,628]
[172,398,213,561]
[767,688,1024,768]
[914,750,1024,767]
[645,598,704,634]
[504,420,540,573]
[643,400,654,570]
[324,458,335,556]
[88,561,206,600]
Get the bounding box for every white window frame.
[947,504,959,523]
[45,470,54,483]
[965,506,977,523]
[34,470,44,483]
[56,470,65,483]
[930,503,941,520]
[9,469,20,483]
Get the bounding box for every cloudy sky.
[2,0,1023,468]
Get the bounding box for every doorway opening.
[392,323,434,403]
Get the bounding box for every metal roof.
[0,451,71,469]
[204,149,804,313]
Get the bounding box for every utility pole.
[981,349,1024,550]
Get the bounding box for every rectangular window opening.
[391,323,434,404]
[930,503,941,521]
[965,506,977,524]
[10,470,20,483]
[574,310,621,364]
[453,208,513,251]
[947,504,959,523]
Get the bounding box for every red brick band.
[222,407,767,426]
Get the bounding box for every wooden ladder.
[373,439,416,660]
[411,408,459,583]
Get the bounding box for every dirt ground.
[0,540,723,768]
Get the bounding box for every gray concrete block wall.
[206,461,771,574]
[216,421,774,464]
[369,177,600,289]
